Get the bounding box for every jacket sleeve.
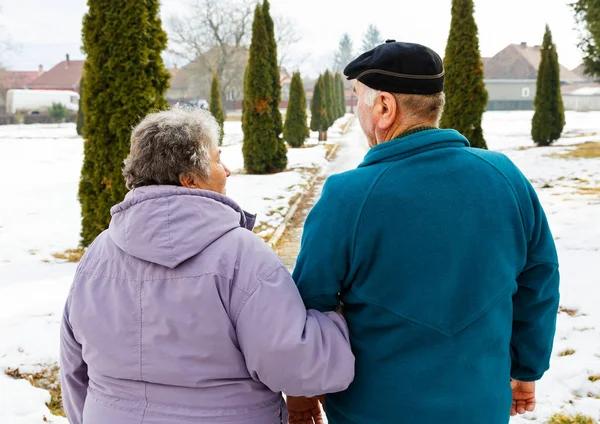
[511,180,560,382]
[293,176,355,312]
[235,265,355,397]
[60,286,89,424]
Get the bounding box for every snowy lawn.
[486,112,600,424]
[1,111,599,423]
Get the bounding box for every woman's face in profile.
[179,147,230,195]
[206,148,230,195]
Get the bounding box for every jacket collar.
[359,129,470,168]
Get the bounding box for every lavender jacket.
[60,186,354,424]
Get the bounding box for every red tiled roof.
[26,60,84,90]
[0,71,41,89]
[484,44,584,82]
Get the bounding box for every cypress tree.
[310,76,328,141]
[323,70,336,128]
[76,75,84,136]
[332,73,341,120]
[79,0,170,246]
[241,67,248,140]
[210,72,225,145]
[262,0,283,138]
[335,72,346,117]
[340,74,347,115]
[440,0,489,149]
[334,33,355,72]
[336,73,345,119]
[262,0,287,170]
[242,5,286,173]
[283,71,309,148]
[532,25,565,146]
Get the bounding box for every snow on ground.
[222,137,331,239]
[488,112,600,423]
[1,111,599,423]
[0,124,81,140]
[221,120,244,147]
[220,137,328,174]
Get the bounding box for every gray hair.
[123,105,221,190]
[360,81,446,124]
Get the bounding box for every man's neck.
[388,121,437,141]
[395,125,438,139]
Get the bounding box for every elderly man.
[288,41,559,423]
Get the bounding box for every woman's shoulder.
[221,227,287,292]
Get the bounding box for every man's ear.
[376,92,397,130]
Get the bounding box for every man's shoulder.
[324,165,386,196]
[458,146,533,187]
[462,147,519,174]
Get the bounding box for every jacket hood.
[108,185,256,268]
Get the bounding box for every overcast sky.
[0,0,586,78]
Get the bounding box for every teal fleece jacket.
[293,129,560,424]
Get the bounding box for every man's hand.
[510,379,536,416]
[287,396,325,424]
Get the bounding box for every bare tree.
[0,10,19,114]
[168,0,254,100]
[168,0,301,101]
[0,11,15,68]
[273,15,301,69]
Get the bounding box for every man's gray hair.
[360,82,446,124]
[123,105,221,190]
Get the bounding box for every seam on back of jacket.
[165,196,178,265]
[232,289,254,326]
[352,282,514,337]
[462,149,528,239]
[139,279,149,422]
[138,281,143,382]
[124,201,130,255]
[89,385,282,413]
[350,163,395,266]
[234,265,286,326]
[65,282,80,341]
[77,270,234,282]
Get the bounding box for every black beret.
[343,40,444,95]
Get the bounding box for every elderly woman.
[60,107,354,424]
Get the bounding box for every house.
[26,55,84,92]
[483,42,586,110]
[0,67,44,113]
[167,46,248,110]
[1,68,43,90]
[562,82,600,111]
[571,63,594,82]
[167,46,293,111]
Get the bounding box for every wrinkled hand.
[510,379,536,416]
[287,396,325,424]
